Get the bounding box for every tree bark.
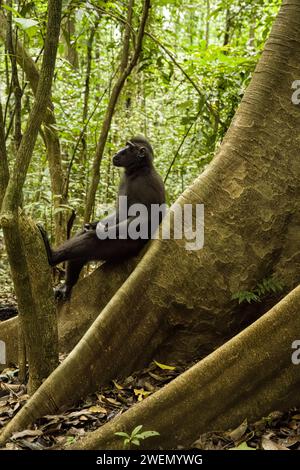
[0,11,68,244]
[205,0,210,47]
[0,100,8,208]
[6,6,22,150]
[72,284,300,449]
[0,0,62,393]
[0,256,139,368]
[61,14,79,69]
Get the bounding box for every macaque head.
[113,136,153,170]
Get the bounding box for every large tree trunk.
[1,0,300,446]
[72,284,300,449]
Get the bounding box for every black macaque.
[39,136,166,301]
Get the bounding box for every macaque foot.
[54,283,72,302]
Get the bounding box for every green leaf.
[2,4,21,17]
[154,360,176,370]
[131,438,141,446]
[230,442,255,451]
[115,432,130,438]
[131,425,143,437]
[139,431,160,439]
[14,18,39,30]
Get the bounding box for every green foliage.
[0,0,280,231]
[115,425,160,448]
[65,436,76,445]
[232,277,284,304]
[230,441,255,450]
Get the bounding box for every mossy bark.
[0,0,62,392]
[0,11,68,245]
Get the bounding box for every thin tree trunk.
[0,0,62,393]
[0,11,68,245]
[6,18,25,378]
[205,0,210,47]
[75,20,99,211]
[84,0,150,222]
[0,100,8,208]
[223,8,231,47]
[6,7,22,150]
[61,14,78,68]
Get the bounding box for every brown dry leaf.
[268,411,284,421]
[148,372,166,381]
[88,405,107,414]
[18,394,30,402]
[105,397,121,406]
[143,381,156,392]
[0,404,12,416]
[67,427,86,437]
[79,415,89,421]
[43,414,65,421]
[279,436,300,447]
[123,376,134,385]
[11,429,43,440]
[261,436,289,451]
[67,410,91,418]
[288,420,298,430]
[226,419,248,442]
[18,439,45,450]
[5,442,20,450]
[96,393,106,402]
[113,381,123,390]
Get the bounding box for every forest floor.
[1,357,300,451]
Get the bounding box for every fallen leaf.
[262,437,289,451]
[288,420,298,430]
[105,397,121,406]
[79,415,88,421]
[113,381,123,390]
[227,419,248,442]
[88,405,107,414]
[11,429,43,440]
[153,360,176,370]
[230,442,255,450]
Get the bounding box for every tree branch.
[84,0,151,223]
[0,100,8,209]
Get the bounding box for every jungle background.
[0,0,280,304]
[3,0,300,452]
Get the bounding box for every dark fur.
[39,136,165,300]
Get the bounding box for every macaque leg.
[55,258,86,301]
[51,229,146,265]
[51,230,105,265]
[39,224,146,300]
